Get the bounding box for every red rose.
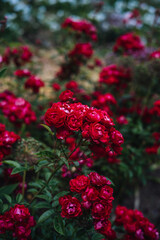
[70,175,90,193]
[88,172,111,187]
[59,195,82,218]
[52,83,61,91]
[14,69,31,78]
[81,122,90,139]
[92,200,112,220]
[59,90,74,102]
[66,80,78,90]
[100,111,114,127]
[89,122,109,144]
[99,185,114,201]
[66,112,83,131]
[82,186,99,202]
[69,43,93,58]
[56,127,72,139]
[86,108,102,122]
[110,128,124,145]
[44,107,66,128]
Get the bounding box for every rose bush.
[0,3,160,240]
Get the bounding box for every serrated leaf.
[53,215,65,235]
[3,160,21,168]
[38,209,54,224]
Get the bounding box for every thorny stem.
[22,161,27,199]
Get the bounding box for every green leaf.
[41,124,54,136]
[38,209,54,224]
[52,200,59,208]
[11,167,27,175]
[16,194,23,203]
[29,182,42,189]
[36,194,52,201]
[2,204,9,213]
[3,160,21,168]
[3,194,12,203]
[34,201,51,209]
[92,232,105,240]
[0,184,18,195]
[53,215,65,235]
[0,68,7,77]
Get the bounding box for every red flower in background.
[25,75,44,93]
[0,123,20,163]
[69,43,93,58]
[0,91,37,126]
[113,33,144,54]
[115,206,159,240]
[99,64,130,85]
[149,50,160,59]
[14,69,31,78]
[62,18,97,41]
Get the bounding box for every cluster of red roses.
[99,64,130,86]
[68,42,93,59]
[1,46,32,67]
[62,17,97,41]
[14,69,45,93]
[56,18,96,81]
[56,42,93,81]
[59,172,116,239]
[115,205,159,240]
[113,32,144,54]
[91,92,117,117]
[0,91,36,125]
[44,90,124,158]
[0,123,20,163]
[146,132,160,155]
[0,204,35,240]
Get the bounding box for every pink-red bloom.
[25,75,44,93]
[113,33,144,54]
[59,195,82,218]
[0,123,20,163]
[0,204,35,239]
[62,18,97,41]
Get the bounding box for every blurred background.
[1,0,160,48]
